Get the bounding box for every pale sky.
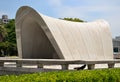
[0,0,120,38]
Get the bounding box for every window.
[114,47,119,52]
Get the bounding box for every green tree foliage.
[0,25,7,42]
[61,18,85,22]
[0,19,17,56]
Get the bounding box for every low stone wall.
[0,70,31,75]
[0,67,60,75]
[0,58,120,75]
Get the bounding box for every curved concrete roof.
[15,6,113,60]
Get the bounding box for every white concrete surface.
[15,6,113,61]
[3,62,120,70]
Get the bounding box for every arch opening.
[21,16,59,59]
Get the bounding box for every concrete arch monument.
[15,6,113,60]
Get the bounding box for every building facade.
[0,15,9,24]
[113,36,120,58]
[2,15,9,24]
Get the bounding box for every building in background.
[113,36,120,59]
[2,15,9,24]
[0,15,9,24]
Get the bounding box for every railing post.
[87,64,95,70]
[37,64,43,68]
[108,63,115,68]
[61,64,69,70]
[0,62,4,67]
[16,61,22,67]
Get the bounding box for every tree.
[0,19,17,56]
[60,18,85,22]
[4,19,16,43]
[0,25,7,42]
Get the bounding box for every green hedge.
[0,68,120,82]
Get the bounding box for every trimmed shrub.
[0,68,120,82]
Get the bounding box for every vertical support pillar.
[108,63,115,68]
[62,64,69,70]
[0,62,4,67]
[37,64,43,68]
[87,64,95,70]
[16,61,22,67]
